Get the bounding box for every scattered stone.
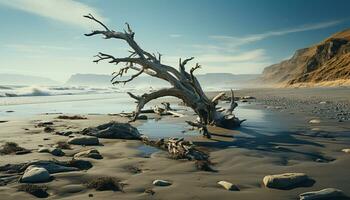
[342,149,350,153]
[37,121,53,127]
[86,177,123,191]
[319,101,329,104]
[58,115,87,120]
[61,184,85,193]
[50,148,65,156]
[217,181,240,191]
[38,147,64,156]
[44,126,54,133]
[311,128,321,131]
[15,149,32,155]
[74,149,102,159]
[54,141,72,149]
[68,159,93,170]
[38,147,50,153]
[81,121,141,139]
[263,173,310,189]
[68,136,99,145]
[299,188,346,200]
[309,119,321,124]
[17,184,49,198]
[153,179,172,186]
[20,166,51,183]
[56,130,74,136]
[137,115,148,120]
[242,96,256,100]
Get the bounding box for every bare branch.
[226,89,238,114]
[83,13,110,31]
[112,69,144,85]
[212,92,226,104]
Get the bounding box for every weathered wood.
[84,14,244,133]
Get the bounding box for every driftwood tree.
[84,14,245,136]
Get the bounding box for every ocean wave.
[0,85,123,98]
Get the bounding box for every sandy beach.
[0,87,350,200]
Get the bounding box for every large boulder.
[81,121,141,139]
[299,188,346,200]
[68,136,99,145]
[263,173,311,189]
[20,166,51,183]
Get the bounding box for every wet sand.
[0,87,350,199]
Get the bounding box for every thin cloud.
[169,34,183,38]
[196,49,267,63]
[0,0,106,29]
[210,19,344,46]
[161,48,269,74]
[5,44,72,53]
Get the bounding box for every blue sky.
[0,0,350,82]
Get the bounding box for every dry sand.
[0,87,350,200]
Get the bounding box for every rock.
[311,128,321,131]
[37,121,53,127]
[217,181,239,191]
[61,184,85,193]
[74,149,102,159]
[299,188,345,200]
[263,173,309,189]
[309,119,321,124]
[38,147,50,153]
[57,115,87,120]
[38,147,65,156]
[44,126,54,133]
[56,130,73,136]
[342,149,350,153]
[25,161,79,173]
[242,96,256,100]
[81,121,141,139]
[50,148,65,156]
[137,115,148,120]
[152,179,172,186]
[20,166,51,183]
[68,136,99,145]
[15,149,31,155]
[68,159,92,170]
[319,101,328,104]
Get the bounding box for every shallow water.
[0,93,305,137]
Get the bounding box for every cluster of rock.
[0,159,92,185]
[263,173,347,199]
[259,95,350,122]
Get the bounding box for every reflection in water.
[137,119,189,139]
